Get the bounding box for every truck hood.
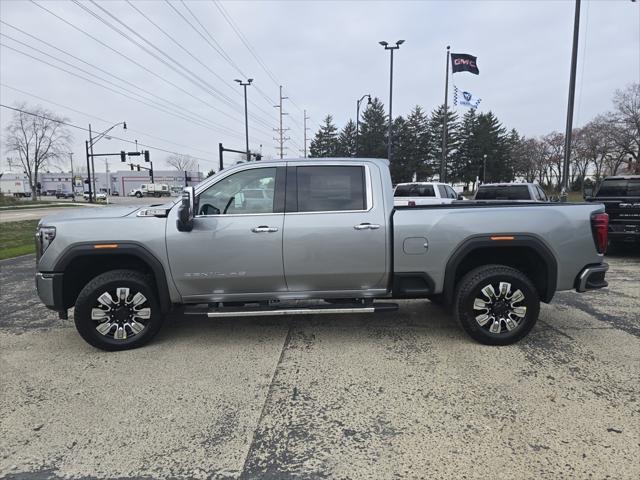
[40,205,143,224]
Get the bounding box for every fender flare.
[442,234,558,304]
[52,242,172,312]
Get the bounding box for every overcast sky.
[1,0,639,173]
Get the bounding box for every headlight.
[35,225,56,259]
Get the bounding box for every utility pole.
[235,78,253,161]
[85,140,93,203]
[561,0,581,202]
[302,109,310,158]
[104,158,110,203]
[273,85,290,159]
[68,153,74,195]
[88,124,97,202]
[441,45,451,183]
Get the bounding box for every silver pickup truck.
[35,158,609,351]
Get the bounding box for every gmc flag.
[451,53,479,75]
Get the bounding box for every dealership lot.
[0,252,638,479]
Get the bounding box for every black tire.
[74,269,164,351]
[454,264,539,346]
[135,192,142,198]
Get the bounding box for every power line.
[0,33,243,138]
[0,41,245,139]
[1,83,218,158]
[0,21,230,132]
[72,0,249,127]
[212,0,280,87]
[162,0,279,131]
[0,103,217,164]
[125,0,279,130]
[29,0,273,138]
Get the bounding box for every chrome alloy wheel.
[91,287,151,340]
[472,282,527,334]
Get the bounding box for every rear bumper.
[575,263,609,293]
[36,272,65,312]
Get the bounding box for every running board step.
[205,302,398,318]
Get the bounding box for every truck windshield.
[395,184,435,197]
[597,179,640,197]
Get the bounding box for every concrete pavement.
[0,253,638,479]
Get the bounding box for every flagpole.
[440,45,450,183]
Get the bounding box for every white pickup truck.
[394,182,464,206]
[129,183,171,198]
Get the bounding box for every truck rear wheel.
[74,269,164,351]
[454,265,539,346]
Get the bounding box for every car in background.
[394,182,464,206]
[55,191,75,199]
[83,191,107,201]
[585,175,640,248]
[474,183,549,202]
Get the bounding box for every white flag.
[453,85,481,110]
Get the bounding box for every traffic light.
[144,150,150,162]
[130,164,134,171]
[137,165,141,171]
[120,151,126,162]
[255,154,262,161]
[84,179,89,184]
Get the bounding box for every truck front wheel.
[135,191,142,198]
[454,265,539,346]
[74,269,164,351]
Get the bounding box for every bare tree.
[165,153,196,172]
[604,83,640,174]
[4,104,72,200]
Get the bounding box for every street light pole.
[483,154,488,184]
[379,40,404,162]
[87,121,127,203]
[356,94,372,156]
[235,78,253,161]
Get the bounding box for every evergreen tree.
[404,105,432,179]
[309,115,339,157]
[474,111,511,183]
[358,98,387,159]
[428,105,460,181]
[337,119,357,157]
[389,116,412,183]
[453,109,480,185]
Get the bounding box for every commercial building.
[1,170,203,196]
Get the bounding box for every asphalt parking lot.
[0,252,638,479]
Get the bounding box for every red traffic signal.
[120,151,126,162]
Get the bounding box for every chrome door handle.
[252,226,278,233]
[354,223,381,230]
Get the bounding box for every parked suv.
[474,183,548,202]
[586,175,640,247]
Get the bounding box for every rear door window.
[475,187,496,199]
[296,166,366,212]
[598,179,640,196]
[437,185,448,198]
[395,184,435,197]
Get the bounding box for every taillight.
[591,212,608,254]
[408,200,416,207]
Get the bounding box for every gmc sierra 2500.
[35,158,609,351]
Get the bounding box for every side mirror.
[457,194,465,201]
[176,187,195,232]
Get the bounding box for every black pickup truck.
[586,176,640,248]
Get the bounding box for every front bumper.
[36,272,65,312]
[575,263,609,293]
